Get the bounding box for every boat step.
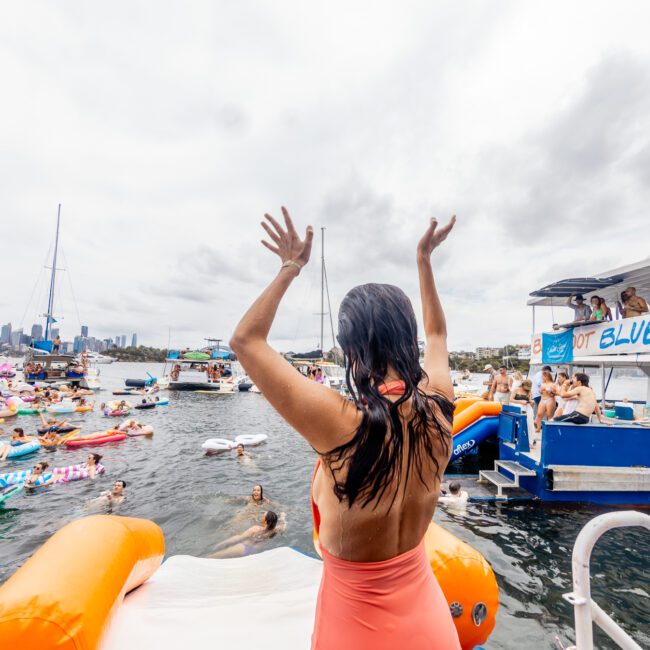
[478,470,516,497]
[495,460,537,477]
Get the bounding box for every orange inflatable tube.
[453,396,483,416]
[425,522,498,650]
[312,520,498,649]
[452,400,501,435]
[0,515,164,648]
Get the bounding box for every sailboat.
[23,205,91,389]
[289,228,347,391]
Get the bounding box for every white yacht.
[84,351,115,364]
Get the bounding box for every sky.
[1,1,649,352]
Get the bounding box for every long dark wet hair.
[325,283,453,510]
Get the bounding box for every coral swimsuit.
[310,382,461,650]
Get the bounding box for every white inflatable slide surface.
[102,548,321,650]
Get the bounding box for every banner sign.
[531,315,650,363]
[541,329,574,364]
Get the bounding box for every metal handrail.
[563,511,650,649]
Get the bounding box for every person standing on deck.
[488,366,512,404]
[229,207,461,649]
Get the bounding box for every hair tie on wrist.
[281,260,302,273]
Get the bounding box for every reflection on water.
[0,363,648,648]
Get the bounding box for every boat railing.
[562,511,650,649]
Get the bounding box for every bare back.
[312,391,453,562]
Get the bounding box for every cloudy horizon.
[2,2,649,353]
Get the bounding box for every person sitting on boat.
[488,365,512,405]
[554,373,606,425]
[24,461,53,488]
[210,510,286,559]
[229,208,460,648]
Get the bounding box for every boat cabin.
[478,259,650,504]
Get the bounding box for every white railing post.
[563,511,650,650]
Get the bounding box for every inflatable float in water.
[0,463,106,488]
[0,485,23,505]
[126,425,154,438]
[65,431,127,448]
[201,433,268,453]
[0,515,495,649]
[0,440,41,459]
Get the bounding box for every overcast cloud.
[1,1,649,352]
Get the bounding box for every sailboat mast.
[45,204,61,340]
[320,227,325,354]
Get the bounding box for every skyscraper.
[10,329,23,349]
[81,325,89,338]
[121,335,127,348]
[131,333,138,348]
[73,335,85,354]
[50,327,60,340]
[31,323,44,341]
[0,323,11,343]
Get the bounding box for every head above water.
[263,510,278,530]
[448,481,461,495]
[113,480,126,495]
[88,453,103,465]
[252,484,264,502]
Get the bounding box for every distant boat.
[83,351,115,365]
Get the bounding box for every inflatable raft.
[0,516,496,650]
[65,431,126,448]
[0,463,104,488]
[0,440,41,459]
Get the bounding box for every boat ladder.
[562,511,650,649]
[478,460,536,498]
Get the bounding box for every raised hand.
[261,207,314,268]
[417,215,456,259]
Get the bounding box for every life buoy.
[234,434,268,447]
[201,438,234,453]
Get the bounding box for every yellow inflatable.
[0,515,164,648]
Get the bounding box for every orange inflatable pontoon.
[0,515,164,648]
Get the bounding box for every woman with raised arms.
[229,207,460,649]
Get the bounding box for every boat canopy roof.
[527,258,650,307]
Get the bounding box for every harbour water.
[1,362,648,648]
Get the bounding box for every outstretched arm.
[417,216,456,400]
[230,208,360,454]
[213,526,257,551]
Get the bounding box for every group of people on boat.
[554,288,648,329]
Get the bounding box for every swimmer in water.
[85,453,103,479]
[235,443,253,464]
[101,480,127,505]
[210,511,286,559]
[438,481,469,507]
[249,484,271,505]
[24,461,53,488]
[1,427,37,460]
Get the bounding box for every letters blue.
[599,327,615,349]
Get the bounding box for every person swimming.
[0,428,36,460]
[229,207,460,649]
[438,481,469,507]
[210,510,286,559]
[24,461,53,488]
[84,453,103,479]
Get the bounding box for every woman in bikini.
[210,510,285,558]
[230,207,460,649]
[534,370,557,433]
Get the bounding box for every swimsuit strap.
[378,380,407,396]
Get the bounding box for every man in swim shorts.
[554,373,605,425]
[488,366,512,404]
